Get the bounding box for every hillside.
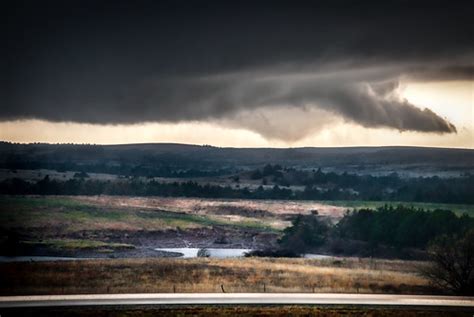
[1,142,473,177]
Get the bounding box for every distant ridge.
[1,141,473,169]
[2,140,471,151]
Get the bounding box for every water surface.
[155,248,251,258]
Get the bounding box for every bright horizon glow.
[1,81,472,148]
[401,81,473,126]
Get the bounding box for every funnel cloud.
[2,0,471,141]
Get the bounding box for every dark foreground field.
[3,305,474,317]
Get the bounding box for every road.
[0,293,473,308]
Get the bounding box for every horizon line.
[1,140,472,151]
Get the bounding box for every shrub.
[421,229,474,295]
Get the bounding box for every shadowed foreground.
[2,305,474,317]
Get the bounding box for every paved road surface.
[1,293,473,308]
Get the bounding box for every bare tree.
[421,229,474,295]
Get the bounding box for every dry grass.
[76,195,347,224]
[70,195,347,230]
[77,195,347,215]
[0,257,432,296]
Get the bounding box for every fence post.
[354,282,361,293]
[263,283,266,293]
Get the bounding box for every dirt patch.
[66,226,279,249]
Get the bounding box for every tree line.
[1,173,473,204]
[250,165,474,204]
[274,206,474,295]
[278,206,474,253]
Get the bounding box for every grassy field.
[0,196,278,235]
[0,257,432,295]
[1,196,471,236]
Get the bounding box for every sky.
[1,0,473,148]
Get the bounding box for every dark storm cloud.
[2,0,472,139]
[404,65,474,82]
